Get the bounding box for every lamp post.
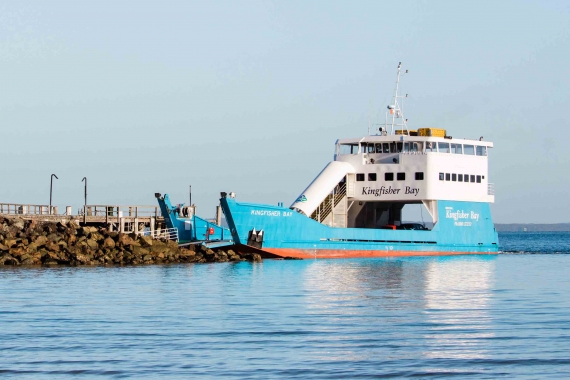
[50,174,58,215]
[82,177,87,224]
[82,177,87,206]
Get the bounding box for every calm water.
[1,232,570,379]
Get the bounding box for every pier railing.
[79,205,161,219]
[0,203,51,215]
[487,183,495,196]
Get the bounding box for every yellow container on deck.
[418,128,446,137]
[395,130,408,135]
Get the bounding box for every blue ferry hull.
[221,197,499,259]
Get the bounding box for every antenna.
[384,62,409,135]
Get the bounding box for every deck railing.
[137,227,179,242]
[488,183,495,196]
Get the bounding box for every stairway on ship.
[310,180,348,228]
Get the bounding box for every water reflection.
[301,256,496,362]
[422,256,496,360]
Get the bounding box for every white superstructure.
[290,63,494,229]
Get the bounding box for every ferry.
[220,63,499,259]
[155,193,233,248]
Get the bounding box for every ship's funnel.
[290,161,355,216]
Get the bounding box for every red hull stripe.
[259,247,497,259]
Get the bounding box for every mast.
[385,62,408,135]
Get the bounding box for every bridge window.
[451,144,463,154]
[452,173,457,181]
[438,142,450,153]
[476,175,482,183]
[476,146,487,156]
[383,143,390,153]
[439,173,444,181]
[470,175,475,182]
[425,142,437,153]
[368,144,376,153]
[464,145,475,155]
[356,173,365,181]
[458,174,463,182]
[375,143,382,153]
[415,172,424,180]
[339,144,358,154]
[385,173,394,181]
[368,173,377,181]
[446,173,451,181]
[397,172,405,181]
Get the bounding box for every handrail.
[311,182,347,223]
[487,183,495,196]
[137,227,179,242]
[80,205,162,218]
[0,203,51,215]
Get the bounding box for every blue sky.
[1,0,569,223]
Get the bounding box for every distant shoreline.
[495,223,570,232]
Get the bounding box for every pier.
[0,202,165,234]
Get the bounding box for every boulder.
[35,235,48,245]
[133,246,150,256]
[11,218,25,230]
[4,239,18,248]
[140,235,154,247]
[89,232,105,242]
[103,237,116,249]
[86,239,98,250]
[1,254,19,265]
[47,233,61,243]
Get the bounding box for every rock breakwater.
[0,216,261,266]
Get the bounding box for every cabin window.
[413,142,423,152]
[390,142,397,153]
[470,175,475,183]
[425,142,437,153]
[375,143,383,153]
[415,172,424,180]
[439,173,444,181]
[397,142,403,153]
[385,173,394,181]
[445,173,451,181]
[452,173,457,181]
[383,143,390,153]
[339,144,358,155]
[356,173,365,181]
[368,144,376,154]
[458,174,463,182]
[397,172,405,181]
[476,175,482,183]
[451,144,463,154]
[476,146,487,156]
[464,145,475,155]
[403,142,410,153]
[368,173,377,181]
[438,142,450,153]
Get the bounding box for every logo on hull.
[295,194,307,203]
